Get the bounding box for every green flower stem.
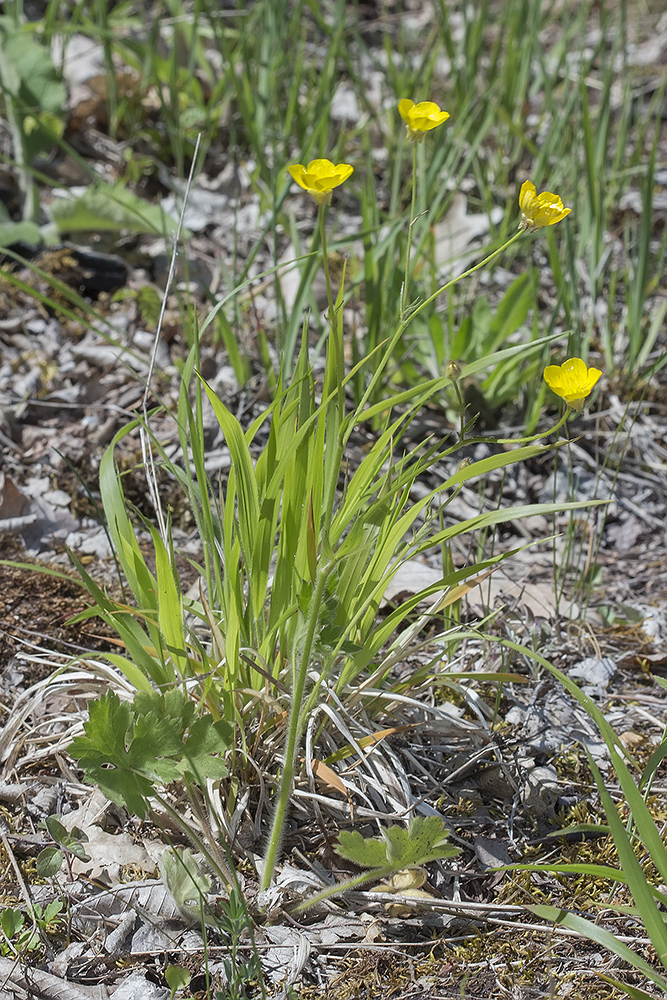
[319,205,336,325]
[186,784,235,886]
[452,378,466,441]
[319,204,345,424]
[261,559,336,890]
[400,142,418,320]
[351,229,526,430]
[316,203,345,551]
[409,229,525,329]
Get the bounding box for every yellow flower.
[519,180,571,231]
[543,357,602,411]
[287,159,353,206]
[398,99,450,142]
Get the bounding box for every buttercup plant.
[59,101,585,901]
[287,155,354,412]
[287,158,354,318]
[2,4,660,994]
[257,133,580,889]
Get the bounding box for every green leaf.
[179,716,232,784]
[336,817,459,869]
[43,815,90,859]
[60,831,91,862]
[0,220,43,247]
[69,691,132,763]
[199,378,260,564]
[487,272,533,352]
[89,652,154,695]
[0,18,66,112]
[137,285,163,327]
[49,182,180,236]
[161,848,212,923]
[69,692,167,817]
[69,690,232,818]
[383,817,459,866]
[134,688,191,727]
[41,901,63,925]
[44,815,68,844]
[1,908,24,939]
[597,975,667,999]
[335,829,388,868]
[641,738,667,790]
[606,743,667,886]
[127,712,185,782]
[147,522,188,676]
[36,846,63,878]
[165,965,191,998]
[0,17,66,163]
[441,444,548,489]
[586,747,667,971]
[460,330,563,379]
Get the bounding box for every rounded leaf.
[36,846,64,878]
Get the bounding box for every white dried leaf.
[569,657,616,689]
[107,969,169,1000]
[72,879,181,931]
[0,955,99,1000]
[261,924,311,985]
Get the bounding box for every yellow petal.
[305,158,336,175]
[332,163,354,185]
[287,164,308,190]
[398,98,415,124]
[409,101,450,130]
[586,366,602,390]
[532,192,571,227]
[399,98,449,134]
[562,357,588,381]
[519,180,537,214]
[288,159,352,203]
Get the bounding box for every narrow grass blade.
[528,905,667,991]
[587,748,667,971]
[147,523,188,678]
[597,975,667,999]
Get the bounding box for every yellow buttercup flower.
[287,159,353,206]
[519,180,571,231]
[398,99,450,142]
[543,357,602,411]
